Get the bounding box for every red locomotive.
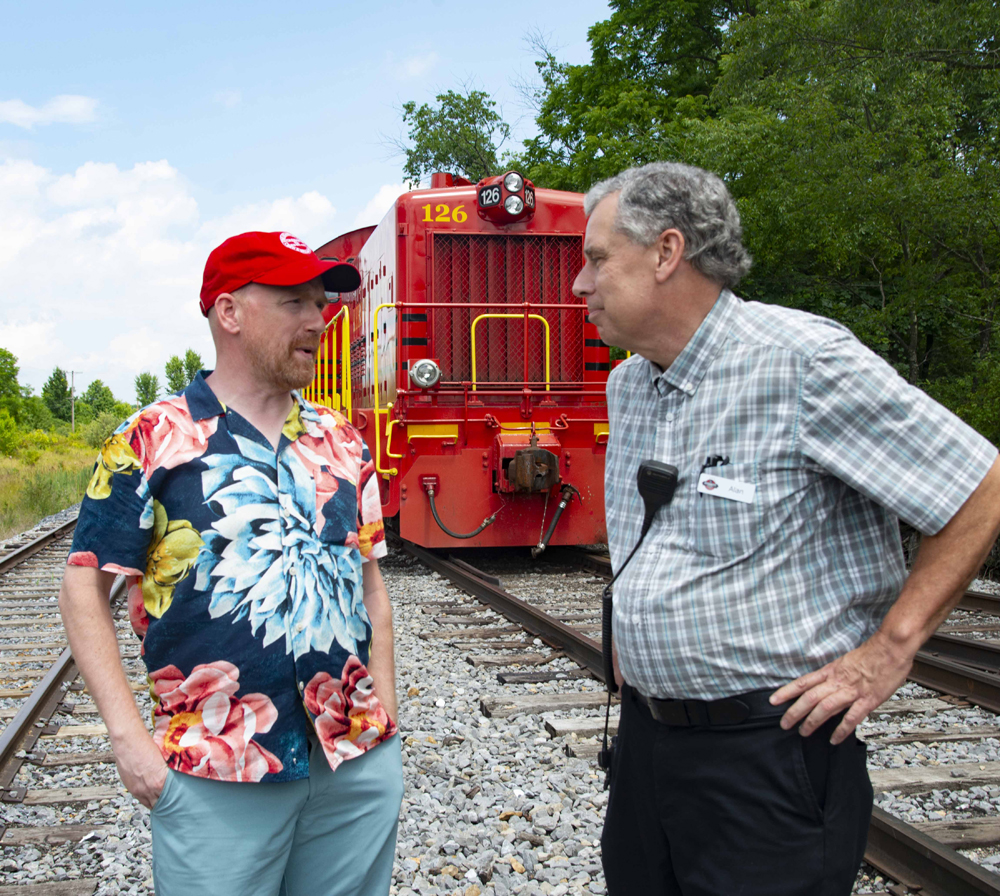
[306,172,609,551]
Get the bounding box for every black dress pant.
[601,684,873,896]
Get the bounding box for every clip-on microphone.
[598,460,679,778]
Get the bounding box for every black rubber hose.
[427,489,497,540]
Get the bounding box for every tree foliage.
[513,1,750,190]
[687,0,1000,438]
[398,90,512,185]
[135,372,160,407]
[502,0,1000,442]
[165,356,186,394]
[184,349,204,384]
[0,349,19,400]
[81,379,117,416]
[166,349,205,393]
[42,368,72,422]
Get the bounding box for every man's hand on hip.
[769,629,913,744]
[114,732,169,809]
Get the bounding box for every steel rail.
[867,807,1000,896]
[0,576,127,796]
[961,590,1000,613]
[0,516,78,576]
[909,651,1000,714]
[398,539,603,678]
[923,632,1000,675]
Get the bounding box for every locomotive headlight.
[504,195,524,215]
[409,358,441,389]
[503,172,524,192]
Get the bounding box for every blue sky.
[0,0,610,403]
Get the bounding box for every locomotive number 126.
[421,204,468,223]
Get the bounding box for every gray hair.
[584,162,752,289]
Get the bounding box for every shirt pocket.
[690,462,763,559]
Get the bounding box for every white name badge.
[697,472,756,504]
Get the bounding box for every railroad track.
[0,516,151,894]
[5,513,1000,895]
[400,539,1000,896]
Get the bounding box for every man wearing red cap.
[59,232,403,896]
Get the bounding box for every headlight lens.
[409,358,441,389]
[504,195,524,215]
[503,172,524,192]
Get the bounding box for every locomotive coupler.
[509,432,560,493]
[532,484,581,558]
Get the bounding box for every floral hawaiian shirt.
[67,372,395,783]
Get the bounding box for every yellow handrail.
[306,305,351,414]
[372,302,398,477]
[471,313,550,392]
[332,305,352,416]
[385,403,403,459]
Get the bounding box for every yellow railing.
[470,313,550,392]
[304,305,351,415]
[372,303,398,477]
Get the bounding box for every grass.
[0,440,95,541]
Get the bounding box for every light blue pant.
[150,735,403,896]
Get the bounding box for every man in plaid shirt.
[573,162,1000,895]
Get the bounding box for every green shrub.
[17,396,54,432]
[83,412,127,448]
[19,448,40,466]
[0,409,19,457]
[21,429,54,450]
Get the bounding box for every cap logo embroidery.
[279,233,311,254]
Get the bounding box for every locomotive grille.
[430,234,584,387]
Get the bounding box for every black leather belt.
[629,686,787,727]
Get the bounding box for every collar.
[183,371,226,421]
[649,289,738,397]
[185,371,315,442]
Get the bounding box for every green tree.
[184,349,204,384]
[513,1,750,190]
[397,89,512,185]
[0,348,21,423]
[0,348,19,400]
[113,400,136,419]
[165,355,186,393]
[690,0,1000,396]
[42,367,72,421]
[81,379,117,416]
[19,396,54,431]
[135,372,160,407]
[166,349,205,393]
[0,409,19,456]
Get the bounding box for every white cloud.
[0,156,340,402]
[399,52,439,79]
[352,183,406,229]
[0,95,98,129]
[213,90,242,108]
[198,191,337,247]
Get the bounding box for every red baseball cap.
[200,231,362,316]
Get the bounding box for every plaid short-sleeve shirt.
[606,291,998,700]
[68,372,395,782]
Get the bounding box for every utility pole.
[70,370,83,433]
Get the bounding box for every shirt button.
[665,413,674,422]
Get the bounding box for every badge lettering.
[697,472,755,504]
